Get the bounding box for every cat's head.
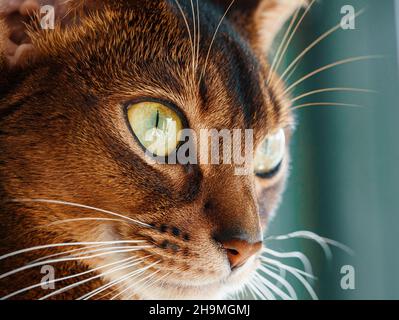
[0,0,303,299]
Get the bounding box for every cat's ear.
[214,0,306,53]
[0,0,99,68]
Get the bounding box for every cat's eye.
[254,129,286,178]
[127,101,184,157]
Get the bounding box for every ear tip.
[19,0,41,16]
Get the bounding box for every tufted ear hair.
[212,0,306,53]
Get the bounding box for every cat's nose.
[221,239,262,270]
[215,234,262,270]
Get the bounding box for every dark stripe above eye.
[219,36,265,128]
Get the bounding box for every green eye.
[254,129,286,178]
[127,101,183,157]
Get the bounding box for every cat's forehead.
[32,0,292,137]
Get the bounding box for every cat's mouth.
[130,254,260,300]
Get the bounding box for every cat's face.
[0,0,302,299]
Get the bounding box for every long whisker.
[1,255,141,300]
[267,0,315,84]
[196,0,200,73]
[200,0,235,83]
[0,246,152,280]
[262,247,313,277]
[279,9,366,82]
[189,0,197,74]
[291,102,363,111]
[260,256,316,280]
[32,243,145,263]
[101,262,168,301]
[244,281,258,300]
[46,217,129,226]
[281,54,304,85]
[173,0,195,80]
[112,269,162,300]
[127,271,170,300]
[261,257,318,300]
[257,265,297,299]
[291,87,377,103]
[267,5,301,84]
[77,257,155,300]
[108,262,161,300]
[40,256,154,300]
[253,272,292,300]
[284,55,382,95]
[0,240,146,262]
[265,230,354,257]
[11,198,151,228]
[247,276,276,300]
[53,246,149,260]
[261,264,288,291]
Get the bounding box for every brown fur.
[0,0,302,299]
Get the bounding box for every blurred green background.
[265,0,399,299]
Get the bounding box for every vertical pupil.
[155,110,160,128]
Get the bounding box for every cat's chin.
[125,256,260,300]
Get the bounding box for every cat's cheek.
[255,158,290,226]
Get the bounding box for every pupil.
[155,110,160,128]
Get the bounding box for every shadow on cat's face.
[0,0,300,299]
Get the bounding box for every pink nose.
[220,239,262,270]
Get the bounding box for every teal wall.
[266,0,399,299]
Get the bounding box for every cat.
[0,0,304,300]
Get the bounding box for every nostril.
[226,248,239,256]
[220,239,262,270]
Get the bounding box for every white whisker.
[262,247,313,277]
[125,270,169,300]
[173,0,195,80]
[189,0,197,73]
[291,87,377,103]
[200,0,235,83]
[292,102,363,111]
[248,277,276,300]
[265,230,354,258]
[11,198,151,228]
[267,0,315,84]
[50,246,149,260]
[77,256,154,300]
[279,9,366,82]
[243,281,257,300]
[260,256,316,280]
[284,55,382,95]
[40,256,153,300]
[109,262,161,300]
[1,255,140,300]
[257,265,297,300]
[196,0,200,73]
[32,243,143,263]
[261,257,318,300]
[0,240,146,262]
[253,272,292,300]
[46,217,129,226]
[0,246,152,280]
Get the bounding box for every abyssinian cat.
[0,0,307,300]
